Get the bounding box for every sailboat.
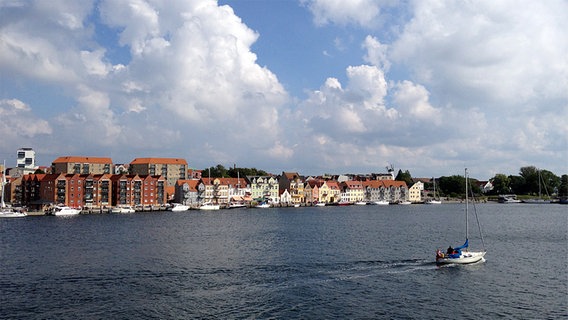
[426,177,442,204]
[435,168,486,265]
[0,160,27,218]
[199,168,220,210]
[523,169,551,204]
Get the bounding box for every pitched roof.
[130,158,188,165]
[52,156,113,164]
[342,180,363,189]
[362,180,383,188]
[201,177,247,186]
[177,179,199,191]
[382,180,408,188]
[325,180,340,189]
[283,172,300,180]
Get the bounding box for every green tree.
[517,166,559,196]
[559,175,568,198]
[539,169,560,196]
[203,164,228,178]
[395,169,413,186]
[508,175,526,194]
[438,174,481,198]
[34,168,45,174]
[227,167,269,178]
[438,175,463,197]
[491,174,511,195]
[519,166,539,194]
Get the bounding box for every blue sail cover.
[454,239,469,251]
[447,239,469,258]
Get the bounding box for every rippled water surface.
[1,203,566,319]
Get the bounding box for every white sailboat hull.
[437,251,486,265]
[0,210,27,218]
[199,204,220,210]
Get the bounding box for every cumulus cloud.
[390,0,568,109]
[99,0,288,136]
[1,0,289,166]
[0,0,566,178]
[299,65,395,136]
[362,35,390,72]
[0,99,52,147]
[392,80,441,124]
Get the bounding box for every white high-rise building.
[17,147,37,174]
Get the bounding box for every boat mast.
[1,160,6,209]
[538,168,542,199]
[465,168,469,241]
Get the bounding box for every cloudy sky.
[1,0,566,179]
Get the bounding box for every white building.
[16,147,37,175]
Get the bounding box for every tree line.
[202,164,268,179]
[396,166,568,198]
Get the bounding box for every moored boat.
[228,202,246,209]
[112,205,135,213]
[52,206,81,216]
[426,177,442,204]
[255,202,270,208]
[199,202,220,210]
[0,208,27,218]
[0,160,25,218]
[498,194,521,203]
[169,203,190,212]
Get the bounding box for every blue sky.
[0,0,567,179]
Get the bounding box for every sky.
[0,0,567,180]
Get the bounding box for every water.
[1,203,566,319]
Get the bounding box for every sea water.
[1,203,566,319]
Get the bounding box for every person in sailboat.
[446,246,454,255]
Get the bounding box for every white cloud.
[0,99,52,146]
[392,80,441,124]
[81,49,111,76]
[362,35,390,72]
[1,0,290,166]
[0,0,566,178]
[390,0,568,109]
[302,0,384,27]
[54,85,122,146]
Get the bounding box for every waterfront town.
[2,148,492,214]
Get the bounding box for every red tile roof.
[52,156,113,164]
[130,158,188,165]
